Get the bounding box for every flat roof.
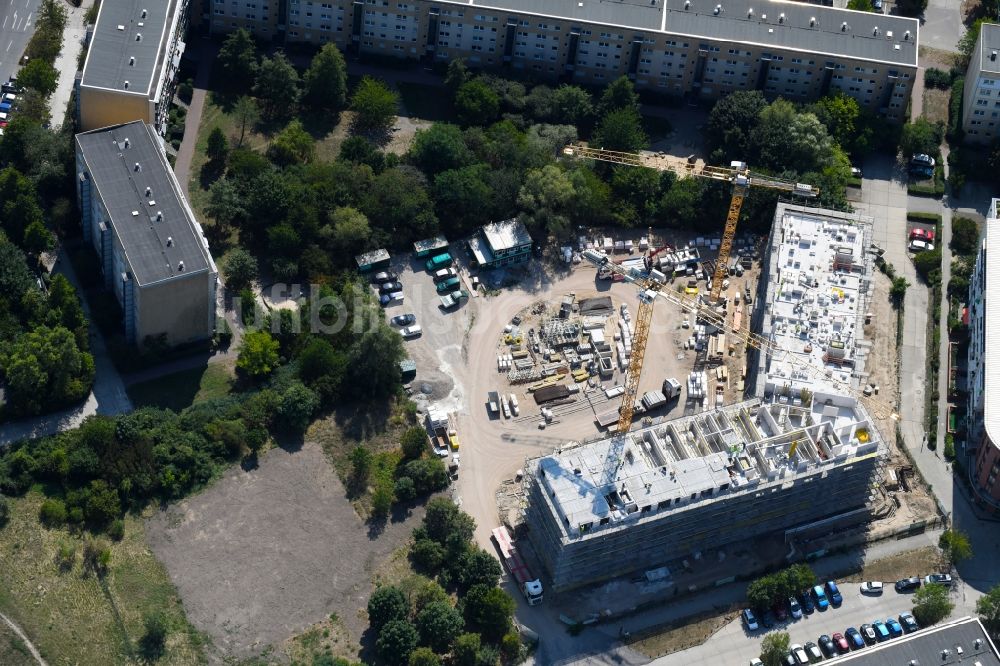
[482,219,532,252]
[80,0,179,96]
[532,397,881,537]
[822,616,1000,665]
[414,236,449,252]
[982,207,1000,449]
[76,121,212,286]
[980,23,1000,75]
[757,204,874,399]
[455,0,918,67]
[355,249,390,267]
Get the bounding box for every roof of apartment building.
[982,206,1000,449]
[467,0,917,66]
[758,204,873,400]
[76,121,211,286]
[80,0,179,96]
[532,397,881,538]
[979,22,1000,74]
[821,617,1000,665]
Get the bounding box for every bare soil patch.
[840,546,943,584]
[923,88,951,126]
[626,608,739,659]
[145,441,427,661]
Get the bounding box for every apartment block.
[75,121,218,347]
[962,23,1000,145]
[966,198,1000,512]
[195,0,917,120]
[750,203,875,404]
[78,0,188,134]
[524,397,884,591]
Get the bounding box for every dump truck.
[487,391,500,415]
[662,377,682,401]
[426,408,452,457]
[492,526,543,606]
[640,390,667,411]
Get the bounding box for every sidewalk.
[172,38,217,197]
[48,0,93,127]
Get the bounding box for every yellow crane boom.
[582,249,898,422]
[562,144,820,304]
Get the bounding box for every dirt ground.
[840,546,943,584]
[626,608,739,659]
[923,88,951,126]
[145,441,425,661]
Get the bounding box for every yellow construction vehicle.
[562,144,819,304]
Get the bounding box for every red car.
[832,632,850,654]
[772,603,788,621]
[910,227,936,242]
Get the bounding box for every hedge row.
[907,212,943,223]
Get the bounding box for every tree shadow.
[349,122,393,148]
[198,158,225,192]
[240,452,259,471]
[300,108,342,140]
[274,430,305,453]
[366,514,387,539]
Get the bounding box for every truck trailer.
[492,526,543,606]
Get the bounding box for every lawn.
[0,492,206,665]
[126,362,235,412]
[0,622,34,666]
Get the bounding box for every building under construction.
[524,397,884,592]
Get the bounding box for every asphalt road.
[652,581,975,665]
[0,0,41,86]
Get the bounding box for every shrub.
[177,80,194,103]
[906,212,942,223]
[944,434,955,460]
[0,497,9,528]
[401,426,428,460]
[947,77,965,141]
[411,538,446,573]
[453,633,482,666]
[140,610,170,659]
[924,68,952,89]
[367,585,408,630]
[500,632,522,663]
[913,583,954,626]
[108,519,125,541]
[39,498,67,527]
[376,619,419,663]
[394,476,417,502]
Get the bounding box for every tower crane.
[562,144,820,304]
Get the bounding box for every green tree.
[304,43,348,111]
[658,177,706,226]
[591,107,647,153]
[401,426,428,460]
[422,497,475,547]
[207,127,229,163]
[951,217,980,256]
[351,77,399,134]
[17,59,58,96]
[463,584,516,642]
[237,330,280,378]
[596,76,640,116]
[22,219,54,257]
[939,529,973,566]
[254,52,301,120]
[444,59,471,94]
[890,276,909,308]
[453,633,482,666]
[232,96,261,147]
[976,584,1000,638]
[706,90,768,157]
[361,167,438,243]
[368,585,409,630]
[912,583,954,626]
[223,248,258,291]
[205,178,245,237]
[900,118,944,158]
[84,479,121,527]
[217,29,259,91]
[277,382,319,433]
[2,325,93,415]
[552,85,594,126]
[894,0,928,18]
[517,164,575,239]
[398,458,449,495]
[411,578,449,612]
[376,619,419,663]
[297,337,346,402]
[846,0,873,10]
[454,80,501,126]
[500,632,521,663]
[339,136,389,172]
[139,610,169,660]
[410,538,446,573]
[785,564,817,595]
[416,601,464,652]
[350,445,373,485]
[347,321,405,397]
[760,632,791,666]
[409,123,474,176]
[811,93,861,152]
[267,119,315,166]
[328,206,372,258]
[747,575,783,613]
[409,647,441,666]
[458,548,502,589]
[913,248,942,281]
[39,498,67,526]
[434,165,493,234]
[753,100,834,173]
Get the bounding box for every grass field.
[922,88,950,126]
[627,608,739,659]
[0,492,207,665]
[0,622,34,666]
[126,362,235,412]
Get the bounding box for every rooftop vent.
[907,661,917,666]
[138,21,144,27]
[747,7,753,17]
[873,26,879,37]
[135,33,142,41]
[123,80,129,89]
[141,8,147,18]
[178,261,185,272]
[841,21,849,32]
[957,647,964,656]
[887,30,893,38]
[156,211,163,221]
[131,210,139,216]
[145,186,151,196]
[993,50,998,62]
[714,4,721,15]
[123,137,130,148]
[166,236,173,247]
[778,12,785,23]
[904,30,911,40]
[975,639,983,649]
[129,56,135,66]
[117,24,125,31]
[134,162,141,172]
[684,0,689,8]
[810,16,816,27]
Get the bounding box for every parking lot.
[650,579,961,665]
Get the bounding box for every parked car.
[773,603,789,622]
[788,596,803,620]
[910,227,936,242]
[851,166,863,178]
[433,267,459,282]
[886,617,904,637]
[846,627,865,650]
[798,592,815,614]
[761,611,776,629]
[391,313,416,326]
[872,620,890,641]
[818,634,837,658]
[898,612,919,633]
[873,0,883,11]
[0,102,11,113]
[790,644,809,665]
[910,165,935,179]
[2,92,16,103]
[812,585,830,610]
[832,632,850,654]
[826,581,843,606]
[378,281,403,294]
[379,292,403,307]
[911,153,936,167]
[371,271,398,284]
[742,608,759,632]
[924,573,954,587]
[895,577,922,592]
[783,653,796,666]
[400,325,422,339]
[804,641,823,663]
[750,659,763,666]
[860,581,884,595]
[860,623,877,645]
[909,239,935,252]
